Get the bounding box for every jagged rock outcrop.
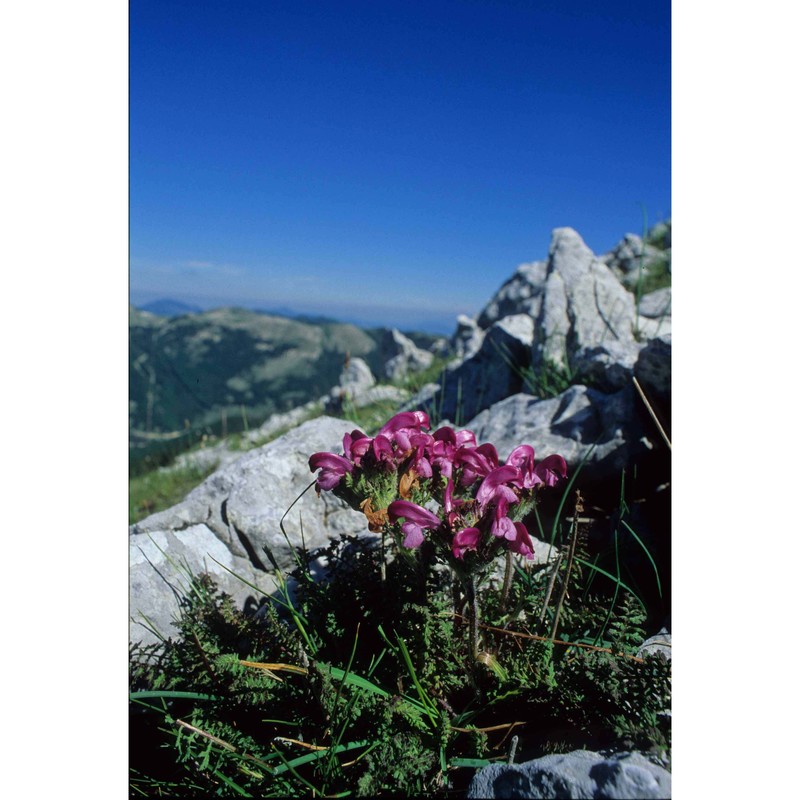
[323,356,410,413]
[420,227,670,444]
[381,328,435,381]
[433,314,535,425]
[475,228,638,364]
[467,750,671,799]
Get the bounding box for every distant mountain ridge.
[138,299,203,317]
[129,306,443,468]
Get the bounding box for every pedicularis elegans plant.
[309,410,567,658]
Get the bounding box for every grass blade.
[620,519,663,599]
[130,690,218,702]
[573,557,647,613]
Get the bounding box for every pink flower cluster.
[309,411,566,566]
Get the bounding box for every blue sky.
[130,0,670,333]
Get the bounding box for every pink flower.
[379,411,430,436]
[343,430,372,466]
[476,465,520,509]
[456,443,500,487]
[388,500,441,549]
[505,444,540,489]
[507,522,535,559]
[371,434,395,467]
[411,443,433,478]
[308,452,353,490]
[534,454,568,487]
[452,527,481,560]
[490,496,518,541]
[429,427,474,480]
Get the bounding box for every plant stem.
[191,630,219,684]
[466,575,479,661]
[550,491,583,641]
[499,550,514,612]
[381,529,386,585]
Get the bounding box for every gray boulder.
[323,356,379,411]
[434,314,535,424]
[338,356,376,396]
[637,288,671,320]
[451,313,485,359]
[349,384,410,408]
[635,288,671,340]
[476,259,549,330]
[466,386,651,484]
[570,340,644,394]
[381,328,434,381]
[603,233,667,285]
[130,416,371,646]
[130,525,278,648]
[467,750,671,799]
[634,334,671,404]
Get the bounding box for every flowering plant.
[309,410,567,578]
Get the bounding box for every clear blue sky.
[130,0,670,333]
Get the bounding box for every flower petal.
[452,527,481,559]
[308,452,352,473]
[476,465,520,507]
[388,500,441,529]
[533,454,568,487]
[343,430,371,463]
[456,442,499,486]
[402,522,426,549]
[491,513,517,541]
[372,434,394,463]
[309,451,353,490]
[507,522,534,558]
[379,411,430,435]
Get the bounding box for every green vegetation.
[520,357,576,399]
[130,462,217,524]
[131,308,394,465]
[130,471,670,796]
[636,216,672,300]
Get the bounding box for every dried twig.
[452,616,645,663]
[176,719,237,752]
[633,376,671,450]
[537,551,563,628]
